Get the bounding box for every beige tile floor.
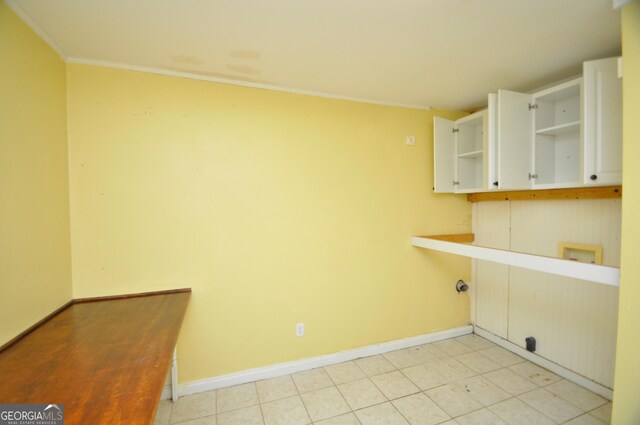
[154,335,612,425]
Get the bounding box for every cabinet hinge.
[452,128,460,133]
[528,173,538,180]
[528,103,538,110]
[453,181,460,186]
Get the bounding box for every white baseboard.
[473,326,613,400]
[173,325,473,397]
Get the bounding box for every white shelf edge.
[536,120,581,136]
[454,187,485,194]
[411,237,619,287]
[457,150,483,158]
[532,181,583,190]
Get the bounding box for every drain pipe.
[456,279,469,293]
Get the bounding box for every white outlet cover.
[406,135,416,146]
[296,323,304,336]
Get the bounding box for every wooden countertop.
[0,290,191,425]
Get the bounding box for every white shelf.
[457,150,483,158]
[411,236,619,287]
[536,120,580,136]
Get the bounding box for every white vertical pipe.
[171,346,179,402]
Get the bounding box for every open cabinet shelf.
[457,150,483,158]
[536,120,581,136]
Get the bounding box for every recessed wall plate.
[558,242,602,265]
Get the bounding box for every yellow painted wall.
[0,3,72,345]
[66,64,471,382]
[612,2,640,423]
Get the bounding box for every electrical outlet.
[296,323,304,337]
[405,135,416,146]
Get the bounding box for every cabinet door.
[433,116,455,193]
[487,93,499,189]
[583,57,622,185]
[498,90,533,189]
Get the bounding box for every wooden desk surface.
[0,291,190,425]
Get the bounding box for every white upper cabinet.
[433,57,621,193]
[494,57,621,190]
[497,78,583,190]
[583,57,622,185]
[531,78,583,188]
[433,104,495,194]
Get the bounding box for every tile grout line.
[257,396,268,425]
[299,391,313,425]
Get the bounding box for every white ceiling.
[8,0,621,111]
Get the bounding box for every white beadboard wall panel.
[470,238,477,325]
[510,199,621,266]
[474,198,620,389]
[472,201,510,338]
[476,261,510,338]
[472,201,511,249]
[508,269,618,388]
